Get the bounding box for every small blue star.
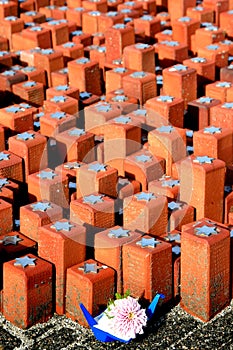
[204,126,222,134]
[5,16,17,21]
[113,67,127,73]
[88,163,107,172]
[20,103,31,109]
[51,96,66,103]
[30,26,42,32]
[197,97,213,104]
[0,51,8,57]
[114,116,132,124]
[55,85,69,91]
[64,161,82,169]
[63,42,75,48]
[50,221,74,232]
[157,125,174,133]
[135,154,152,163]
[37,170,57,180]
[169,64,187,71]
[133,109,147,116]
[157,95,174,102]
[193,156,214,164]
[205,25,218,31]
[22,66,35,73]
[14,256,36,268]
[178,16,191,22]
[0,235,22,245]
[195,225,218,236]
[0,178,9,188]
[16,132,35,141]
[135,43,150,50]
[222,102,233,109]
[78,262,103,273]
[191,57,206,63]
[50,111,66,120]
[23,81,36,88]
[135,192,155,201]
[2,70,15,76]
[31,202,52,212]
[83,194,104,204]
[41,48,54,55]
[216,82,231,88]
[136,237,161,248]
[130,71,146,78]
[0,152,10,161]
[168,201,182,210]
[76,57,90,64]
[112,95,128,102]
[162,40,179,47]
[161,179,180,187]
[68,128,86,136]
[80,91,92,99]
[108,227,130,238]
[207,44,219,50]
[95,104,112,112]
[172,246,181,255]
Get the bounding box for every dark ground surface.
[0,300,233,350]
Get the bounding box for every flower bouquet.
[80,291,164,343]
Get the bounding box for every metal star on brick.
[113,23,125,29]
[68,128,86,137]
[191,57,206,63]
[30,26,42,31]
[72,30,83,36]
[16,132,35,141]
[207,44,219,50]
[230,230,233,238]
[22,67,36,73]
[157,125,174,133]
[37,170,57,180]
[41,48,54,55]
[0,51,8,56]
[112,95,128,102]
[205,25,218,31]
[83,194,104,204]
[193,156,214,164]
[63,42,75,48]
[14,256,36,268]
[108,227,130,238]
[162,40,179,47]
[76,57,90,64]
[78,262,105,273]
[133,109,147,116]
[165,233,181,242]
[195,225,218,236]
[157,95,174,102]
[135,154,152,163]
[59,67,68,74]
[23,81,36,88]
[0,152,10,161]
[31,202,52,212]
[197,97,213,104]
[88,163,107,172]
[114,116,132,124]
[95,104,112,112]
[221,39,232,45]
[216,82,231,88]
[113,67,127,73]
[106,11,117,16]
[222,102,233,109]
[51,221,74,232]
[0,235,22,245]
[20,103,31,109]
[204,126,222,134]
[55,85,69,91]
[131,71,146,78]
[136,237,160,248]
[50,111,66,120]
[169,64,188,71]
[51,95,67,103]
[64,161,82,169]
[90,10,101,16]
[80,91,92,99]
[0,178,9,188]
[172,246,181,255]
[2,70,15,76]
[168,201,182,210]
[135,192,155,201]
[162,179,180,187]
[194,5,203,11]
[135,43,150,49]
[141,15,153,21]
[178,16,191,22]
[5,16,17,21]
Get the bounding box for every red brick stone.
[122,235,172,302]
[220,10,233,37]
[0,50,13,67]
[55,42,84,65]
[155,40,189,67]
[0,37,9,51]
[180,155,225,222]
[0,199,13,235]
[172,16,200,50]
[3,253,53,328]
[124,149,165,191]
[94,226,142,293]
[0,0,17,19]
[84,102,121,135]
[123,192,168,236]
[122,71,157,106]
[105,24,135,63]
[89,44,107,69]
[105,67,134,94]
[167,200,195,231]
[148,176,180,200]
[168,0,196,22]
[41,19,69,46]
[162,64,197,109]
[148,126,187,176]
[117,177,141,199]
[70,192,115,228]
[0,150,23,183]
[12,26,52,51]
[123,43,155,73]
[38,219,86,314]
[205,80,233,103]
[66,7,88,27]
[154,28,173,43]
[76,161,118,198]
[106,93,138,114]
[8,130,48,182]
[0,178,19,213]
[197,43,228,69]
[28,168,69,208]
[51,67,69,87]
[0,69,26,93]
[0,17,24,50]
[194,26,225,50]
[224,192,233,224]
[40,111,76,138]
[193,126,233,164]
[183,57,215,92]
[43,95,79,115]
[181,218,230,321]
[68,57,102,96]
[145,95,184,128]
[97,11,124,33]
[20,201,63,242]
[46,84,79,101]
[186,5,214,23]
[210,101,233,129]
[20,10,46,23]
[186,96,221,130]
[12,81,44,107]
[56,127,95,163]
[66,259,115,326]
[203,0,229,26]
[133,15,160,41]
[71,30,92,47]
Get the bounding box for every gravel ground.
[0,301,233,350]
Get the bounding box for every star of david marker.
[37,170,57,180]
[162,179,180,187]
[135,192,155,201]
[193,156,214,164]
[197,97,213,104]
[16,132,35,141]
[88,163,107,172]
[41,49,54,55]
[68,128,86,137]
[157,96,174,102]
[63,42,75,48]
[108,228,130,238]
[50,111,66,120]
[166,233,181,242]
[204,126,222,134]
[207,44,219,50]
[31,202,52,212]
[64,162,81,169]
[157,125,174,133]
[95,104,112,112]
[2,70,15,76]
[216,82,231,88]
[51,221,74,232]
[55,85,69,91]
[0,152,10,161]
[0,178,9,188]
[83,194,104,204]
[112,95,128,102]
[172,246,181,255]
[168,201,182,210]
[135,154,152,163]
[222,102,233,109]
[6,106,21,113]
[0,235,22,245]
[20,103,31,109]
[114,116,132,124]
[169,64,187,71]
[14,256,36,268]
[23,81,36,88]
[136,237,161,248]
[195,225,218,236]
[51,96,66,103]
[78,262,106,273]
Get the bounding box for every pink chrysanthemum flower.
[108,296,147,339]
